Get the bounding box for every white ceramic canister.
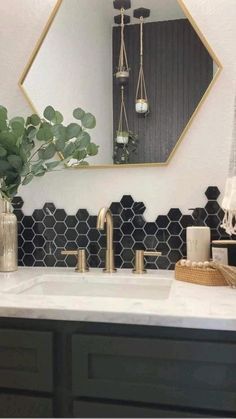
[186,226,211,262]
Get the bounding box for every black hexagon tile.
[168,208,182,221]
[43,202,56,215]
[32,209,45,222]
[120,195,134,208]
[205,201,220,215]
[110,202,123,215]
[156,215,169,228]
[132,215,145,228]
[205,186,220,200]
[192,208,207,221]
[15,186,226,269]
[54,209,67,222]
[76,209,89,221]
[12,196,24,209]
[132,202,146,215]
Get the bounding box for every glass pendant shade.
[135,15,149,114]
[116,85,129,143]
[115,8,130,85]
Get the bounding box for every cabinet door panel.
[0,329,53,392]
[0,393,53,418]
[73,400,216,418]
[72,334,236,413]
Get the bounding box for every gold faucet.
[133,250,162,274]
[96,207,116,273]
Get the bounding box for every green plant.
[0,105,99,201]
[116,131,129,137]
[114,130,138,164]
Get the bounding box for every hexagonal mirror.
[20,0,222,167]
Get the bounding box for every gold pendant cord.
[118,8,129,71]
[136,17,148,101]
[118,86,129,132]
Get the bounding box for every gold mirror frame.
[18,0,223,169]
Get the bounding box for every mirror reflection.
[21,0,219,166]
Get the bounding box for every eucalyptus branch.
[28,139,54,163]
[0,105,98,200]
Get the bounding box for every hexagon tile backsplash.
[12,186,229,270]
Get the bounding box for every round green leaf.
[0,119,7,131]
[63,142,76,158]
[52,111,63,124]
[21,162,30,176]
[11,121,24,137]
[43,106,56,121]
[51,124,66,141]
[73,108,85,120]
[40,143,56,160]
[87,142,99,156]
[27,126,37,140]
[30,114,41,126]
[0,106,7,120]
[10,117,25,126]
[31,161,47,176]
[76,131,90,148]
[0,132,18,154]
[0,160,11,173]
[66,123,82,140]
[0,146,7,157]
[81,113,96,129]
[5,172,21,186]
[55,137,65,152]
[36,125,53,141]
[7,155,23,171]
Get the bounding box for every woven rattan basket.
[175,261,228,286]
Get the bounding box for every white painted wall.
[0,0,56,117]
[23,0,113,165]
[0,0,236,219]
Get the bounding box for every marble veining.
[0,267,236,331]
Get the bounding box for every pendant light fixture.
[116,85,129,144]
[134,7,150,114]
[114,0,131,85]
[114,85,138,164]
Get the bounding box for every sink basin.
[8,274,172,300]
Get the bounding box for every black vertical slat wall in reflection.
[113,18,213,164]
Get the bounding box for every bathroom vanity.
[0,268,236,418]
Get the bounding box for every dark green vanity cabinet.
[0,318,236,418]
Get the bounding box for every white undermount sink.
[6,273,172,300]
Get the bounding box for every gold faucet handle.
[61,249,89,273]
[143,251,162,257]
[133,250,162,274]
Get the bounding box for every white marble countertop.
[0,267,236,331]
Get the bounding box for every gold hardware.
[96,207,116,273]
[133,250,162,274]
[61,249,89,273]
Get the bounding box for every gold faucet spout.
[97,207,116,273]
[96,207,110,230]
